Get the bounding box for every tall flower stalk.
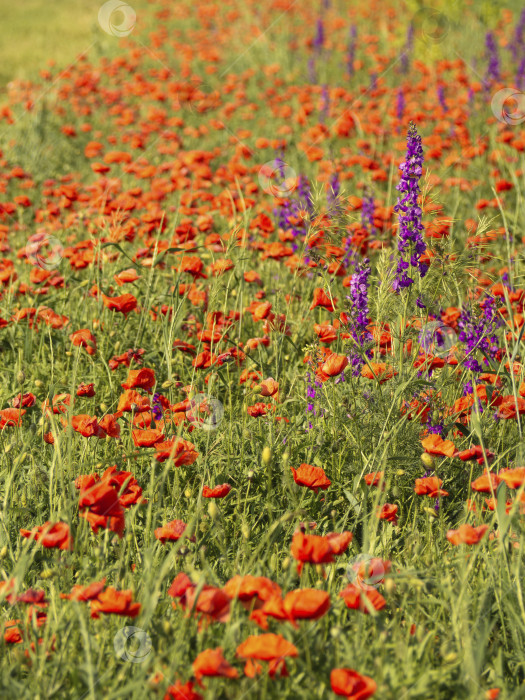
[345,258,372,374]
[393,121,427,292]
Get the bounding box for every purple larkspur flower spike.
[392,122,427,292]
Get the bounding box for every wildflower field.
[2,0,525,697]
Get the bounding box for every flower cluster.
[393,122,427,292]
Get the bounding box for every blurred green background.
[0,0,152,87]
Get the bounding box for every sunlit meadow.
[0,1,525,698]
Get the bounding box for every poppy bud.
[162,621,171,634]
[184,489,192,498]
[162,380,173,389]
[0,546,7,559]
[114,341,120,351]
[16,371,25,384]
[261,446,271,464]
[283,452,289,464]
[100,403,108,412]
[247,470,254,480]
[41,568,54,579]
[35,380,43,387]
[241,523,250,539]
[424,507,438,519]
[282,556,291,570]
[208,501,218,519]
[4,444,12,454]
[421,452,435,468]
[396,469,405,476]
[385,578,395,594]
[330,626,341,639]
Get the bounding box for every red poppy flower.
[446,524,489,545]
[361,363,397,382]
[223,576,282,604]
[339,584,386,614]
[310,287,337,311]
[471,471,501,493]
[363,471,384,487]
[102,293,138,315]
[414,476,449,498]
[376,503,398,524]
[498,467,525,489]
[121,368,156,393]
[69,329,97,355]
[291,464,331,493]
[61,579,106,601]
[0,408,26,428]
[20,521,72,550]
[76,383,95,397]
[12,392,36,408]
[132,428,164,447]
[78,480,125,538]
[421,434,456,458]
[164,680,203,700]
[321,353,349,377]
[247,402,269,417]
[290,530,352,574]
[154,438,199,465]
[330,668,377,699]
[155,520,191,544]
[90,587,141,619]
[192,647,238,686]
[202,484,231,498]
